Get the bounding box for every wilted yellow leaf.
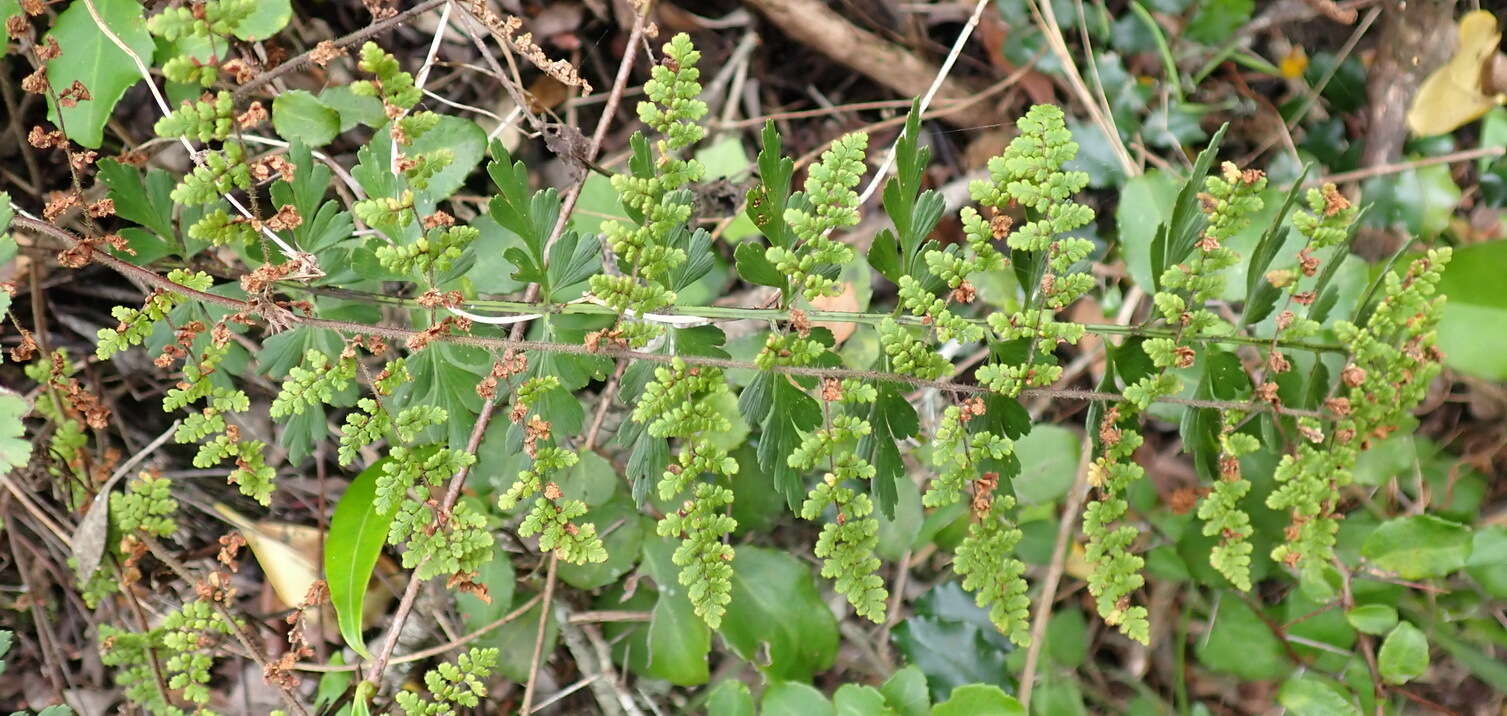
[1407,10,1507,137]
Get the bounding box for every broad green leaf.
[273,90,341,148]
[1115,170,1177,293]
[1009,424,1079,505]
[1435,240,1507,380]
[696,134,751,179]
[1345,604,1399,635]
[761,681,833,716]
[325,459,398,658]
[1186,0,1253,44]
[862,383,919,518]
[409,115,486,202]
[879,665,930,716]
[1046,606,1089,668]
[43,0,154,148]
[721,547,839,681]
[1362,165,1460,239]
[1278,675,1360,716]
[232,0,290,40]
[706,681,755,716]
[320,86,386,132]
[1466,526,1507,598]
[1360,515,1472,580]
[1378,621,1429,684]
[642,536,710,685]
[1195,593,1289,681]
[834,684,892,716]
[930,684,1023,716]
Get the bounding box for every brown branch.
[232,0,451,102]
[1018,435,1093,708]
[521,554,559,714]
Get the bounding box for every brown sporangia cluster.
[447,571,491,604]
[421,209,455,229]
[583,325,627,353]
[788,307,811,336]
[362,0,398,20]
[236,101,268,129]
[1095,405,1124,455]
[416,288,463,309]
[1167,486,1201,514]
[156,319,207,368]
[821,377,843,402]
[57,79,90,108]
[220,57,258,84]
[476,350,527,400]
[405,315,472,351]
[309,40,345,67]
[1266,349,1291,375]
[522,414,551,456]
[261,204,302,232]
[250,154,296,183]
[1321,183,1351,216]
[950,279,977,304]
[970,471,999,516]
[45,350,110,429]
[216,532,246,572]
[28,125,65,149]
[989,211,1013,239]
[464,0,593,95]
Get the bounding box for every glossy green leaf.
[1435,240,1507,380]
[706,681,756,716]
[642,536,710,685]
[1345,604,1399,635]
[325,458,398,658]
[1009,424,1079,505]
[1278,675,1360,716]
[879,665,931,716]
[0,0,19,44]
[1466,526,1507,598]
[272,90,341,147]
[232,0,290,40]
[721,547,839,681]
[409,115,486,202]
[834,684,892,716]
[43,0,154,148]
[930,684,1023,716]
[1360,515,1472,580]
[892,583,1013,701]
[1195,593,1289,681]
[761,681,833,716]
[1378,621,1429,684]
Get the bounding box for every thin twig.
[290,593,544,673]
[521,554,560,714]
[232,0,450,101]
[1018,435,1093,708]
[856,0,992,205]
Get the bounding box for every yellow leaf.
[1407,10,1507,137]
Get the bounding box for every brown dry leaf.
[808,281,860,345]
[526,75,571,114]
[1406,10,1507,136]
[214,502,398,643]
